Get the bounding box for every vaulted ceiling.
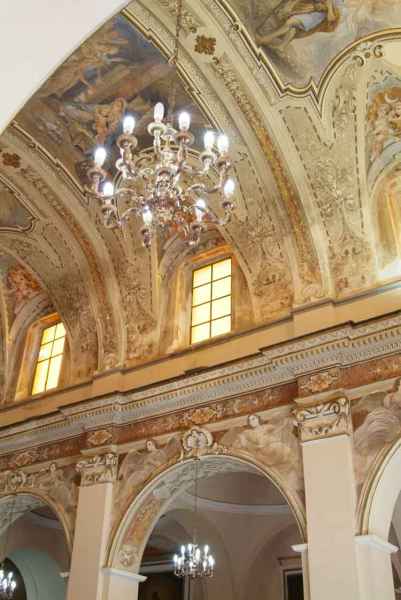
[1,0,401,395]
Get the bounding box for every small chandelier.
[87,106,235,248]
[0,570,16,600]
[0,497,18,600]
[174,543,215,578]
[87,0,235,248]
[173,458,215,579]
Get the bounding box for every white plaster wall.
[0,0,128,133]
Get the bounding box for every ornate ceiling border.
[201,1,401,105]
[1,312,401,453]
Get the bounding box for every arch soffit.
[107,452,306,573]
[357,436,401,540]
[0,491,72,554]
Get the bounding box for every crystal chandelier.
[0,498,18,600]
[0,570,16,600]
[173,459,215,579]
[87,0,235,248]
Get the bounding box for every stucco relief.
[116,437,182,516]
[282,62,375,296]
[353,378,401,486]
[0,462,78,543]
[218,413,303,493]
[110,420,305,573]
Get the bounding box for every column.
[66,453,118,600]
[102,569,146,599]
[294,395,361,600]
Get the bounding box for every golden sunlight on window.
[32,322,66,395]
[191,258,232,344]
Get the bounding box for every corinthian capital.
[294,397,352,443]
[76,452,118,486]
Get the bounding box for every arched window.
[32,322,66,395]
[15,314,68,401]
[191,257,232,344]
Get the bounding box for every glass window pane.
[191,322,210,344]
[46,355,63,390]
[55,322,66,339]
[38,342,53,361]
[212,277,231,300]
[192,283,211,306]
[42,325,56,344]
[192,303,210,327]
[211,315,231,338]
[193,265,211,287]
[52,336,65,356]
[32,361,49,395]
[212,259,231,281]
[211,296,231,320]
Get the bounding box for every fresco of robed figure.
[231,0,401,88]
[16,15,209,185]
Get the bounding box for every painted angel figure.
[256,0,341,51]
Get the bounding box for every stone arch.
[9,548,66,600]
[357,436,401,539]
[0,491,73,554]
[108,451,306,574]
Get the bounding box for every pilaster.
[294,393,360,600]
[66,452,118,600]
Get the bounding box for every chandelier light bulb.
[217,134,229,154]
[178,111,191,132]
[195,198,206,222]
[94,146,107,168]
[154,102,165,123]
[204,131,215,151]
[142,207,153,226]
[103,181,114,197]
[224,178,235,198]
[123,114,136,135]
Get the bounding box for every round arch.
[0,492,73,555]
[107,452,306,573]
[357,437,401,539]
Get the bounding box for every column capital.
[355,535,398,555]
[293,396,352,443]
[102,568,147,583]
[76,452,118,486]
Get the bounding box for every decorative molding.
[1,314,401,453]
[292,543,308,554]
[355,535,398,555]
[76,453,118,486]
[294,397,352,443]
[102,567,147,583]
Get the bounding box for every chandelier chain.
[172,0,183,66]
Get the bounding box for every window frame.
[190,255,233,346]
[31,320,66,396]
[15,313,68,401]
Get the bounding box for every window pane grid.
[191,259,232,344]
[32,323,66,395]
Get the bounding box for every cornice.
[1,313,401,453]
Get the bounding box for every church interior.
[2,1,401,599]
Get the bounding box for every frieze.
[1,316,401,455]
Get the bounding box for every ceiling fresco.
[17,15,209,184]
[230,0,401,89]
